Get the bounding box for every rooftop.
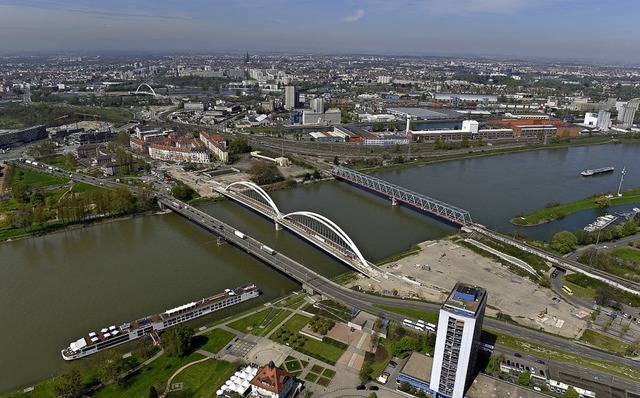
[442,282,487,318]
[399,351,433,382]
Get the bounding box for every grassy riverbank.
[510,187,640,226]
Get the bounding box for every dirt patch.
[349,238,587,338]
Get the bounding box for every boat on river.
[584,215,617,232]
[581,167,614,176]
[61,284,259,360]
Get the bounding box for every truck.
[234,230,247,239]
[260,245,276,255]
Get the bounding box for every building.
[0,125,47,149]
[488,118,580,138]
[583,110,611,131]
[396,351,434,392]
[617,98,640,128]
[249,361,296,398]
[284,86,297,110]
[199,131,229,163]
[310,97,324,113]
[430,282,487,398]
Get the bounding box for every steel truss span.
[282,211,370,269]
[332,166,472,227]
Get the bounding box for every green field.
[613,247,640,264]
[199,329,236,354]
[579,330,630,355]
[228,308,291,336]
[373,304,439,325]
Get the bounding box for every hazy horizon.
[0,0,638,64]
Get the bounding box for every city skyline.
[0,0,638,63]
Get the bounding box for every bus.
[562,285,573,295]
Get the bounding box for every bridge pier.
[391,197,398,206]
[158,201,165,210]
[274,221,283,231]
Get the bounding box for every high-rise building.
[284,86,297,110]
[430,282,487,398]
[310,97,324,114]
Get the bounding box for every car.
[368,386,379,390]
[389,361,398,368]
[356,385,366,390]
[536,359,545,364]
[514,353,522,358]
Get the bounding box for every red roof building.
[250,361,296,398]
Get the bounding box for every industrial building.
[430,282,487,398]
[0,125,47,149]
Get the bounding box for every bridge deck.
[331,166,472,227]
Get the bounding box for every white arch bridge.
[214,182,380,278]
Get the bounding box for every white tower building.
[430,282,487,398]
[284,86,297,110]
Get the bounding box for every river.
[1,141,639,393]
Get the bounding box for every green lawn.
[200,329,236,354]
[91,352,211,398]
[170,358,235,398]
[2,381,55,398]
[370,341,393,377]
[373,304,439,324]
[489,328,640,381]
[562,280,596,299]
[612,247,640,264]
[579,330,630,356]
[304,373,318,383]
[271,315,346,365]
[14,168,67,187]
[227,309,291,336]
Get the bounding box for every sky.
[0,0,638,63]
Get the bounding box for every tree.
[111,186,135,214]
[171,182,196,201]
[229,137,251,154]
[564,386,579,398]
[359,361,373,382]
[550,230,577,254]
[149,386,159,398]
[248,161,282,185]
[95,350,127,385]
[53,366,84,397]
[164,324,195,357]
[595,195,610,208]
[517,371,531,386]
[12,182,29,203]
[368,393,377,398]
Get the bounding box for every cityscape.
[1,2,640,398]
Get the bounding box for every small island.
[511,187,640,226]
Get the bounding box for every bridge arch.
[134,83,157,97]
[225,181,281,215]
[282,210,369,269]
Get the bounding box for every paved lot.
[350,238,587,338]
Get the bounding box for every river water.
[1,141,639,393]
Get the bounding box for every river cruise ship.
[61,284,259,360]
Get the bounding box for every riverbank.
[352,134,619,173]
[510,187,640,226]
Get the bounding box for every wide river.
[1,142,639,393]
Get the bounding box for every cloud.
[343,9,364,22]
